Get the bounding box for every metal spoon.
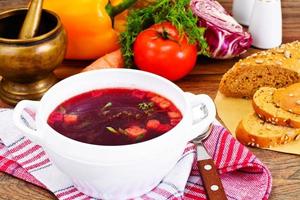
[192,104,227,200]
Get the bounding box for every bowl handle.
[184,92,216,141]
[13,100,42,143]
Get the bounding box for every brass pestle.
[19,0,44,39]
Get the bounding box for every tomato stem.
[160,29,169,40]
[159,28,178,44]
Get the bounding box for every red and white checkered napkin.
[0,109,272,200]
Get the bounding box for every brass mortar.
[0,8,67,105]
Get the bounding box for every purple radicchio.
[190,0,252,59]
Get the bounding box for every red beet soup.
[47,88,182,145]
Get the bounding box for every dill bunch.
[120,0,209,68]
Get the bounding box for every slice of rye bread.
[236,113,300,148]
[219,41,300,98]
[273,83,300,115]
[253,87,300,128]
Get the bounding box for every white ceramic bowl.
[13,69,215,199]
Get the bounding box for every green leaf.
[106,127,119,134]
[135,133,145,141]
[102,102,112,110]
[138,102,154,110]
[118,128,128,135]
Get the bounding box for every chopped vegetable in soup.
[48,88,182,145]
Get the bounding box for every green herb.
[106,127,130,135]
[102,102,112,110]
[101,102,112,116]
[138,102,154,111]
[106,127,119,134]
[118,128,128,135]
[135,133,145,141]
[138,102,155,115]
[120,0,209,68]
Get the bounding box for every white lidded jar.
[232,0,255,26]
[249,0,282,49]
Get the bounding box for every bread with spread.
[219,41,300,98]
[273,83,300,115]
[236,113,300,148]
[253,87,300,128]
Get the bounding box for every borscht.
[47,88,182,145]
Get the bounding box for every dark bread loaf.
[219,41,300,98]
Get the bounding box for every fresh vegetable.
[63,114,78,125]
[44,0,137,60]
[120,0,208,68]
[150,96,164,104]
[125,126,147,140]
[146,119,161,129]
[82,49,124,72]
[106,127,119,134]
[133,22,198,81]
[146,120,172,133]
[190,0,252,59]
[158,99,172,109]
[168,112,181,119]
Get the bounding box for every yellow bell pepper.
[44,0,136,60]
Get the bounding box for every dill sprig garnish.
[138,102,154,110]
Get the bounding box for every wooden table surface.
[0,0,299,199]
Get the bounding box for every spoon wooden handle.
[197,159,227,200]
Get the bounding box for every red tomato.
[133,22,198,81]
